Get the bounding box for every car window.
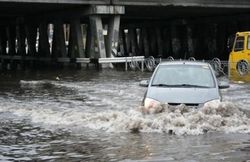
[248,36,250,49]
[234,36,244,52]
[151,65,215,88]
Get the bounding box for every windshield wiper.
[151,84,172,87]
[171,84,211,88]
[151,84,210,88]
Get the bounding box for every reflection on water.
[0,69,249,161]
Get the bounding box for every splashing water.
[2,98,249,136]
[0,80,246,136]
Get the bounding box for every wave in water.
[1,100,249,136]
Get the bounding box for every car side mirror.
[218,82,230,89]
[139,80,149,87]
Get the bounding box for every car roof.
[158,61,210,66]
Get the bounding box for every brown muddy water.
[0,69,249,162]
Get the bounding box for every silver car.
[140,61,229,108]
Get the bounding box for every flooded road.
[0,69,249,162]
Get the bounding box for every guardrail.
[98,56,145,71]
[143,56,230,74]
[142,56,250,77]
[0,55,249,76]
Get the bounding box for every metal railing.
[0,54,249,76]
[142,56,250,77]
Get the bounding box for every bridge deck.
[0,0,250,7]
[0,0,249,18]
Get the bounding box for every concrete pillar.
[163,27,172,58]
[0,26,7,55]
[186,25,194,57]
[0,26,7,70]
[149,28,157,57]
[156,27,163,57]
[52,20,66,58]
[68,18,85,59]
[207,24,217,59]
[194,23,205,60]
[124,28,131,56]
[106,15,120,57]
[142,27,149,57]
[6,25,16,56]
[226,22,238,55]
[16,24,26,56]
[81,24,87,53]
[129,27,138,56]
[6,25,17,70]
[137,28,143,56]
[118,29,126,56]
[202,23,210,59]
[64,24,70,44]
[89,15,106,58]
[16,24,26,69]
[171,24,181,58]
[38,21,50,57]
[25,23,37,56]
[217,23,228,60]
[191,24,198,59]
[86,24,94,58]
[180,25,188,59]
[121,29,128,56]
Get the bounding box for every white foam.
[1,101,249,135]
[3,80,248,135]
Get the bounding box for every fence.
[119,56,249,78]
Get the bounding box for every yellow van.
[229,32,250,82]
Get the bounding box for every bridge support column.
[25,23,37,57]
[52,20,67,62]
[171,24,181,59]
[106,15,120,58]
[207,24,217,59]
[118,28,126,56]
[86,23,94,58]
[129,27,138,56]
[38,21,50,58]
[6,25,16,56]
[156,27,163,57]
[187,25,194,58]
[142,27,150,57]
[89,15,106,59]
[69,18,85,60]
[149,28,157,57]
[0,26,7,70]
[25,23,37,68]
[6,25,16,70]
[203,24,210,59]
[124,29,131,56]
[0,26,7,56]
[16,23,26,69]
[162,27,172,58]
[137,28,143,56]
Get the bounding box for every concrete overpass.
[0,0,250,69]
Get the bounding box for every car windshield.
[151,64,215,88]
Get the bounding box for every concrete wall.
[1,0,250,8]
[113,0,250,8]
[0,0,110,4]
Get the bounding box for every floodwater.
[0,69,249,162]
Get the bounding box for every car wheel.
[236,60,249,76]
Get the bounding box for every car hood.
[146,87,220,104]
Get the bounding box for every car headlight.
[203,99,221,107]
[144,98,161,109]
